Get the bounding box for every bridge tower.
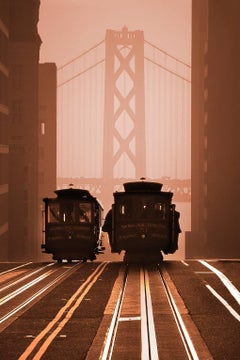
[102,27,146,207]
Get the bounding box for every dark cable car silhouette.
[42,187,104,262]
[102,180,181,263]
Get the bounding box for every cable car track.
[99,264,163,359]
[1,260,238,359]
[0,262,33,277]
[94,263,210,360]
[140,267,159,359]
[100,265,128,360]
[0,262,84,330]
[0,263,55,296]
[158,266,199,360]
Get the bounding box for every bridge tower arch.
[102,27,146,205]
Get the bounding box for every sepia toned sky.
[38,0,191,67]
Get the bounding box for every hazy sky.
[38,0,191,68]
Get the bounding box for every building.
[186,0,240,258]
[0,1,9,261]
[38,63,57,259]
[8,0,41,261]
[0,1,57,262]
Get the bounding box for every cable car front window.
[120,205,125,215]
[119,200,132,217]
[60,201,74,223]
[78,202,91,223]
[153,202,166,219]
[154,202,162,211]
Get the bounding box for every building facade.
[38,63,57,260]
[0,1,9,261]
[8,0,41,261]
[0,1,57,262]
[186,0,240,258]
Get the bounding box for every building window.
[41,122,45,135]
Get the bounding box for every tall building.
[38,63,57,259]
[186,0,240,258]
[8,0,41,261]
[0,1,9,261]
[0,1,57,262]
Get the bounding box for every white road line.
[119,316,141,321]
[206,285,240,322]
[199,260,240,305]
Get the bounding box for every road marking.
[119,316,141,321]
[18,262,108,360]
[206,285,240,322]
[199,260,240,305]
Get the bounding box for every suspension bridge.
[57,27,191,208]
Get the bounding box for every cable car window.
[153,202,165,218]
[154,202,162,211]
[59,201,74,223]
[119,200,132,217]
[48,202,60,223]
[77,202,91,223]
[120,205,125,215]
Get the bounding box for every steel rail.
[0,269,55,305]
[0,262,33,276]
[100,266,128,360]
[0,263,55,294]
[158,267,199,360]
[140,267,159,360]
[0,262,82,325]
[101,265,159,360]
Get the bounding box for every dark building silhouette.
[0,1,9,261]
[38,63,57,260]
[0,2,60,262]
[8,0,41,261]
[186,0,240,258]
